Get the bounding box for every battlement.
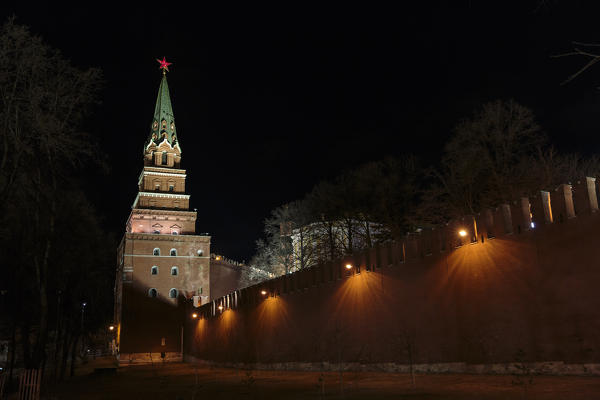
[195,177,599,318]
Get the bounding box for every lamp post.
[81,302,87,332]
[80,302,87,355]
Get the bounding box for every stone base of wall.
[119,352,182,366]
[183,355,600,376]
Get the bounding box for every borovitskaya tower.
[114,59,210,364]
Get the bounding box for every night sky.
[4,3,600,261]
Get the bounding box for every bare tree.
[0,17,106,373]
[418,100,546,223]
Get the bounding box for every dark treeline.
[251,100,600,276]
[0,19,113,382]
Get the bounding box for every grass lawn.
[41,361,600,399]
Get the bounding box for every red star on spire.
[156,57,172,74]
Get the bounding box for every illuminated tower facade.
[114,62,210,364]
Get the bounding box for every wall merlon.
[587,177,599,212]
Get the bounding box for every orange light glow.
[458,230,467,237]
[108,325,114,331]
[218,305,223,311]
[192,313,198,319]
[261,290,267,296]
[345,264,353,270]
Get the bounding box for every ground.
[34,360,600,400]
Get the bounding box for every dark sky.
[4,2,600,261]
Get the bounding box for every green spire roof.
[147,74,179,150]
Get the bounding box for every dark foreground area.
[33,361,599,399]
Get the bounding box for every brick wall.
[186,180,600,368]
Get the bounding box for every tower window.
[169,288,178,299]
[153,248,160,256]
[162,119,167,128]
[197,250,203,256]
[151,266,158,275]
[170,249,177,256]
[171,266,178,276]
[162,152,167,165]
[149,288,158,298]
[169,185,174,192]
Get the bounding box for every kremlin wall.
[184,178,600,375]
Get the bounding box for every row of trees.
[0,18,113,381]
[251,100,600,275]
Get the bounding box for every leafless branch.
[552,45,600,85]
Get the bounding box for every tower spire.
[146,58,179,154]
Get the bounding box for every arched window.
[148,288,157,298]
[151,266,158,275]
[153,248,160,256]
[162,152,167,165]
[171,266,178,276]
[170,248,177,256]
[169,288,178,299]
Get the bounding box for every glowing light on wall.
[458,230,467,237]
[345,264,353,270]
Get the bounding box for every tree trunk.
[8,316,17,386]
[364,220,372,248]
[327,223,335,261]
[70,334,79,378]
[345,219,353,254]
